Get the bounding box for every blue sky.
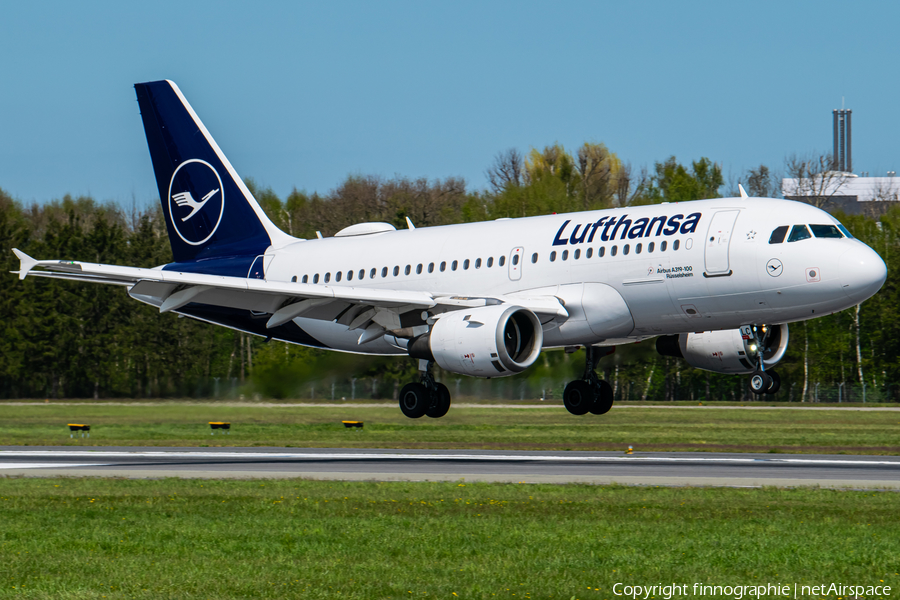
[2,1,898,207]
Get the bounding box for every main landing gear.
[563,345,614,416]
[399,361,451,419]
[744,325,781,395]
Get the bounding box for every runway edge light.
[209,422,231,435]
[68,424,90,439]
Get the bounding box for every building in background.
[782,107,898,215]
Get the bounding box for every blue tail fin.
[134,80,292,268]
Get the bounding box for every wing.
[12,249,567,345]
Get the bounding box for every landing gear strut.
[744,325,781,395]
[563,345,614,416]
[399,361,451,419]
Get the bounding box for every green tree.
[648,156,723,203]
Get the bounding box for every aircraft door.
[248,255,265,279]
[704,210,740,276]
[508,247,524,281]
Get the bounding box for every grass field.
[0,478,896,599]
[2,402,899,454]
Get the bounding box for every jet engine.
[408,304,543,377]
[656,324,789,374]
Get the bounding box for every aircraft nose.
[839,243,887,303]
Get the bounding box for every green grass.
[0,478,896,599]
[2,402,900,454]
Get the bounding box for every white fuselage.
[263,197,885,355]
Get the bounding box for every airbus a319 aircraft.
[13,80,887,418]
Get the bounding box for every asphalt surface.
[1,446,899,489]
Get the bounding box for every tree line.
[1,144,898,401]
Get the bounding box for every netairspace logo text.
[613,582,892,599]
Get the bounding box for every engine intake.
[656,324,789,375]
[409,305,543,377]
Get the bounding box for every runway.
[1,447,899,489]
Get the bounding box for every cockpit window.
[788,224,812,242]
[768,226,789,244]
[837,223,854,239]
[810,224,843,239]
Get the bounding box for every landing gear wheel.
[765,370,781,395]
[564,380,593,416]
[426,383,451,418]
[749,370,772,395]
[589,380,614,415]
[399,382,429,418]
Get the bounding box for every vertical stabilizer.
[134,80,293,266]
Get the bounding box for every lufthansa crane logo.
[167,159,225,246]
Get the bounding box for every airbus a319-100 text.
[12,80,887,417]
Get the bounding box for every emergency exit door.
[508,247,524,281]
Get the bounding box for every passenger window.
[586,248,593,258]
[452,260,458,271]
[550,251,557,262]
[788,225,812,242]
[599,247,605,257]
[428,263,434,273]
[623,244,630,255]
[673,240,680,250]
[648,242,655,253]
[810,224,843,238]
[313,274,319,284]
[359,269,365,280]
[611,245,618,256]
[404,265,411,275]
[291,276,297,282]
[324,273,331,283]
[393,266,400,276]
[769,226,789,244]
[487,257,494,268]
[531,253,538,263]
[475,258,482,268]
[302,275,309,284]
[562,250,568,261]
[440,261,446,272]
[370,268,376,279]
[499,256,506,267]
[417,264,423,274]
[636,243,642,254]
[661,241,667,251]
[574,249,581,259]
[347,270,353,281]
[381,267,388,278]
[335,272,342,282]
[463,259,470,270]
[512,254,519,265]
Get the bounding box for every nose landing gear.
[563,345,615,416]
[744,325,781,395]
[399,361,452,419]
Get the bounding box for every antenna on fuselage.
[738,184,749,199]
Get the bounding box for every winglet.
[12,248,38,280]
[405,216,416,230]
[738,184,749,199]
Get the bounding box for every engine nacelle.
[409,305,543,377]
[656,324,789,374]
